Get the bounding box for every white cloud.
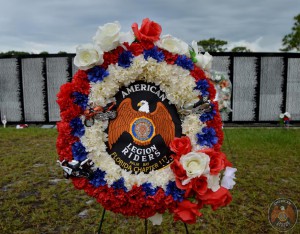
[0,0,299,53]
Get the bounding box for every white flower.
[206,174,220,192]
[191,40,200,54]
[213,74,222,81]
[279,113,284,118]
[119,31,135,45]
[195,52,213,71]
[93,21,121,52]
[221,167,237,190]
[284,112,291,118]
[156,35,189,55]
[180,152,210,185]
[148,213,163,225]
[191,40,213,71]
[74,44,104,70]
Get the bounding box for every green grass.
[0,127,299,234]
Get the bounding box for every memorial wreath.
[57,18,237,224]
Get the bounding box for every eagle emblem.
[108,98,175,148]
[268,198,298,232]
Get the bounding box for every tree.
[197,38,228,52]
[39,51,49,55]
[58,51,68,55]
[231,46,251,52]
[0,50,30,57]
[281,14,300,51]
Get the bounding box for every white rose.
[180,152,210,185]
[206,173,220,192]
[148,213,163,225]
[195,52,213,71]
[279,113,284,118]
[74,44,104,70]
[221,167,237,190]
[155,34,189,55]
[93,21,121,52]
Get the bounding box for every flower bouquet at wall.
[210,71,232,114]
[279,112,291,128]
[56,18,237,225]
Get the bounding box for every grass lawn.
[0,127,299,234]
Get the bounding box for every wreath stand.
[97,209,189,234]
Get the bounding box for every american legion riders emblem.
[108,81,182,174]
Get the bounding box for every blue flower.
[89,169,106,187]
[195,79,209,97]
[70,117,85,137]
[175,55,194,70]
[88,66,109,83]
[143,46,164,62]
[142,182,158,196]
[200,103,216,122]
[73,92,88,110]
[118,51,134,68]
[72,141,88,161]
[112,177,127,192]
[165,181,185,202]
[196,127,218,148]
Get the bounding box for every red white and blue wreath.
[57,18,237,224]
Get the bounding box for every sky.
[1,0,299,53]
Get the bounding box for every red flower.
[60,105,82,122]
[162,49,178,64]
[72,70,88,83]
[191,176,208,197]
[57,82,74,111]
[170,159,187,181]
[173,200,202,224]
[101,46,125,69]
[198,187,232,211]
[190,66,206,81]
[124,42,144,56]
[169,136,192,159]
[73,79,90,95]
[199,149,232,175]
[132,18,162,43]
[72,177,88,189]
[207,78,216,100]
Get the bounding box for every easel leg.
[184,222,189,234]
[145,218,148,234]
[97,209,106,234]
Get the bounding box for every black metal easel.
[97,209,189,234]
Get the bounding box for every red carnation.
[72,177,88,190]
[101,46,125,69]
[72,70,88,83]
[162,49,178,64]
[57,82,74,111]
[125,42,144,56]
[132,18,162,43]
[173,200,202,224]
[72,79,90,95]
[60,105,82,122]
[190,66,206,81]
[169,136,192,159]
